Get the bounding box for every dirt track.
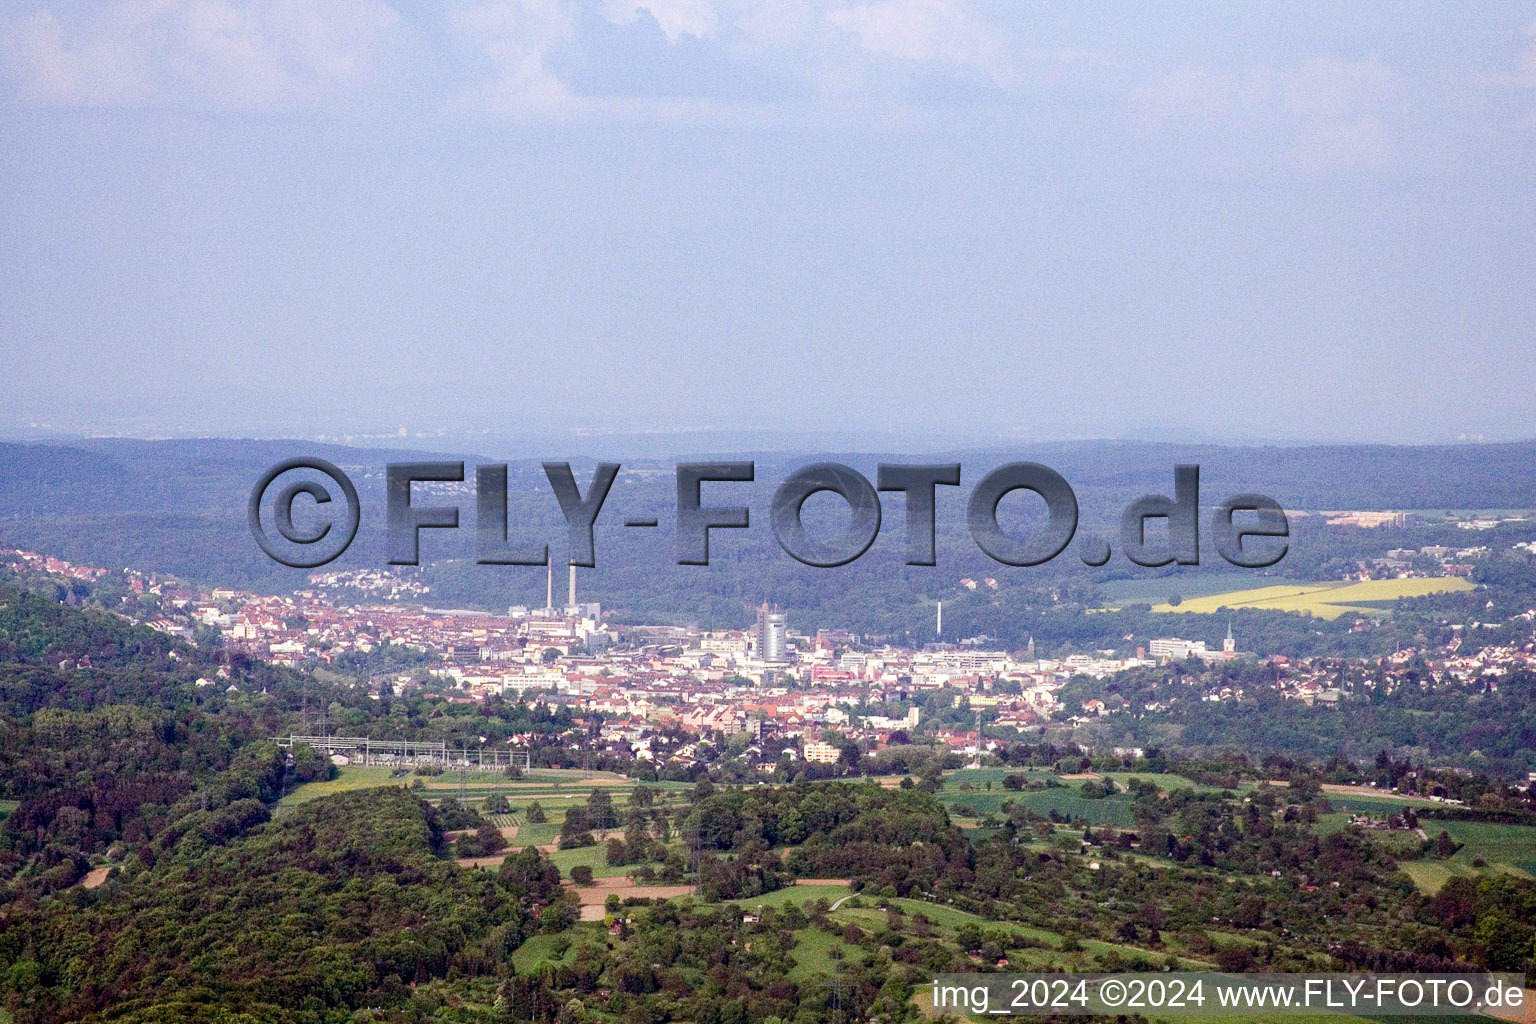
[1484,989,1536,1024]
[457,853,512,868]
[565,876,697,919]
[445,825,520,842]
[455,827,632,867]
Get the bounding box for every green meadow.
[1397,820,1536,893]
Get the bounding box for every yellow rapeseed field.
[1150,577,1474,619]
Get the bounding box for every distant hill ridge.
[0,436,1532,623]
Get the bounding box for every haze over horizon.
[4,2,1535,445]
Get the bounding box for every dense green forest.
[0,582,568,901]
[1058,663,1536,774]
[1,788,559,1022]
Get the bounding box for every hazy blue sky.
[2,2,1534,445]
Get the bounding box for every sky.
[2,1,1535,447]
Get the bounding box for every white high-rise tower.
[757,603,787,663]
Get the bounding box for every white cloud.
[3,0,399,109]
[1129,56,1399,174]
[452,0,580,116]
[1508,20,1536,88]
[452,0,1017,118]
[1127,64,1242,128]
[1279,55,1395,122]
[602,0,719,43]
[824,0,1011,85]
[6,3,161,107]
[730,0,819,49]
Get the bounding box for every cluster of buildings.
[1295,509,1528,534]
[5,549,111,583]
[306,568,430,600]
[7,537,1536,771]
[1146,626,1239,664]
[1370,544,1491,578]
[1319,510,1410,528]
[2,548,1162,763]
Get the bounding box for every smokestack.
[568,563,576,609]
[545,552,553,612]
[936,601,942,637]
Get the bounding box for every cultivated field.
[510,926,603,973]
[275,766,399,809]
[723,880,854,912]
[278,764,645,814]
[1098,576,1280,606]
[1396,820,1536,893]
[1148,577,1474,619]
[943,787,1138,827]
[565,877,697,920]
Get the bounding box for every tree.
[586,789,618,830]
[474,821,507,856]
[526,801,548,824]
[436,797,481,831]
[289,743,336,785]
[570,865,594,885]
[498,846,562,900]
[560,809,596,849]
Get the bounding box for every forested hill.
[3,436,1536,635]
[0,580,321,714]
[0,580,350,900]
[0,788,531,1023]
[0,584,182,712]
